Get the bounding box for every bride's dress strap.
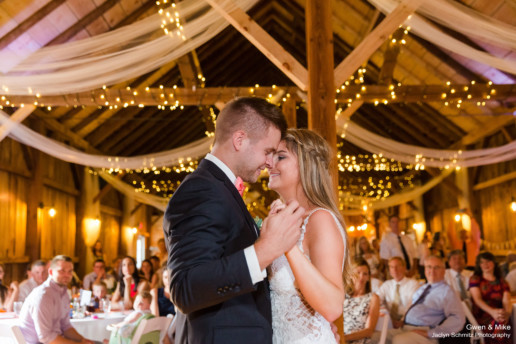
[299,207,347,269]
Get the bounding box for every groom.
[163,97,305,344]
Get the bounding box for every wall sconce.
[510,198,516,212]
[131,227,138,234]
[39,202,57,218]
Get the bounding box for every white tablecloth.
[0,311,127,342]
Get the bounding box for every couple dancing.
[163,97,349,344]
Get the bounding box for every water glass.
[14,301,23,315]
[101,299,111,313]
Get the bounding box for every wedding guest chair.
[130,316,173,344]
[0,323,27,344]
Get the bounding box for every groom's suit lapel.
[200,159,259,239]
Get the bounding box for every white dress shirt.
[204,153,266,284]
[444,268,473,300]
[18,277,39,302]
[375,277,421,318]
[379,231,418,265]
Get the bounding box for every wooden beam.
[0,105,35,141]
[334,0,424,87]
[100,205,123,217]
[335,101,363,134]
[378,27,405,85]
[0,0,67,50]
[473,170,516,191]
[450,115,515,148]
[32,109,102,154]
[93,184,113,203]
[47,0,120,46]
[43,177,80,196]
[205,0,308,90]
[282,97,297,128]
[7,84,516,107]
[426,167,463,197]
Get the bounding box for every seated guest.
[498,251,516,278]
[343,258,380,344]
[19,255,95,344]
[150,268,175,317]
[91,281,108,311]
[17,260,47,302]
[376,257,420,328]
[0,263,18,312]
[505,261,516,294]
[387,255,465,344]
[469,251,512,344]
[444,250,473,303]
[112,256,147,309]
[149,256,163,288]
[140,259,159,289]
[157,238,168,267]
[106,291,155,344]
[357,236,382,280]
[83,259,116,291]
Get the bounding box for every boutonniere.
[254,216,263,230]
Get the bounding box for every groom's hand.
[254,200,304,270]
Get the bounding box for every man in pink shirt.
[19,255,94,344]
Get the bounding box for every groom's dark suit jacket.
[163,159,272,344]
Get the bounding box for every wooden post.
[282,97,297,128]
[306,0,341,341]
[305,0,337,186]
[25,121,44,263]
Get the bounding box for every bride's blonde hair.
[283,128,351,287]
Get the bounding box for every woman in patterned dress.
[343,258,379,344]
[469,251,511,344]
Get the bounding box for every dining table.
[0,310,129,342]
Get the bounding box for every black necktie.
[403,284,431,323]
[462,240,467,257]
[398,236,411,270]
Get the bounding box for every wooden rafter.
[177,51,215,133]
[205,0,308,90]
[7,83,516,107]
[0,0,66,50]
[47,0,120,46]
[333,0,424,87]
[378,27,405,85]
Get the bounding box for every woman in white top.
[267,129,350,343]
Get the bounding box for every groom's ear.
[232,130,247,152]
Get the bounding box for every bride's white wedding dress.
[269,208,347,344]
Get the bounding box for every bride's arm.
[285,210,345,322]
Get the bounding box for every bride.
[267,128,350,343]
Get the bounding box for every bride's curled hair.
[282,128,352,287]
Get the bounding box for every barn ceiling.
[0,0,515,214]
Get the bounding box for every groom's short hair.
[214,97,287,144]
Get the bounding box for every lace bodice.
[269,208,346,344]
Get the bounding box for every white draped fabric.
[0,110,213,169]
[0,0,259,95]
[368,0,516,76]
[337,113,516,168]
[99,171,168,211]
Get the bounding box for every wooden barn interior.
[0,0,515,284]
